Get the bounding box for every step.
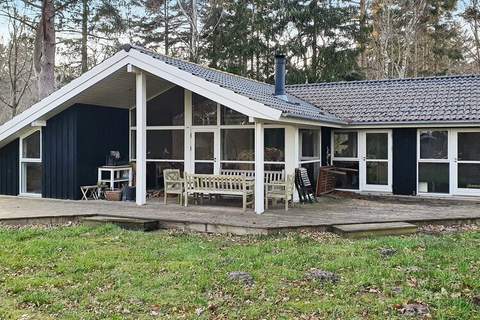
[332,222,417,238]
[82,216,159,231]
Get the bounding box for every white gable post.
[184,89,192,174]
[285,125,300,202]
[135,71,147,205]
[255,121,265,214]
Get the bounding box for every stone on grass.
[379,248,397,258]
[473,295,480,306]
[306,269,340,284]
[228,271,254,286]
[398,302,430,317]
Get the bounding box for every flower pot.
[105,190,122,201]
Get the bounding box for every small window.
[146,130,184,160]
[419,130,448,159]
[265,128,285,162]
[22,131,41,159]
[334,132,358,158]
[221,106,249,125]
[418,162,449,193]
[193,94,217,125]
[300,129,320,158]
[221,129,254,161]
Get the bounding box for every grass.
[0,225,478,319]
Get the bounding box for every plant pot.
[105,190,122,201]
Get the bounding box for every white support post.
[184,89,192,174]
[135,71,147,205]
[255,121,265,214]
[285,125,300,202]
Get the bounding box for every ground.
[0,225,478,319]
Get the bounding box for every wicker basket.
[105,189,122,201]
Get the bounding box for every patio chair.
[163,169,184,205]
[265,174,295,211]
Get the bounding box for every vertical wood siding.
[0,139,19,196]
[392,128,417,195]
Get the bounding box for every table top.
[99,165,132,170]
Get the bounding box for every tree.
[463,0,480,72]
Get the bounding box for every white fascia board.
[127,50,282,121]
[0,50,131,144]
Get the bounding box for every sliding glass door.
[453,129,480,196]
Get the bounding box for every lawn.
[0,225,478,319]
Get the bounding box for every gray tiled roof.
[126,45,343,124]
[286,75,480,124]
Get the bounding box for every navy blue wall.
[42,104,128,200]
[321,127,332,166]
[392,128,417,195]
[0,139,19,196]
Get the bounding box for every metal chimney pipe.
[274,54,287,100]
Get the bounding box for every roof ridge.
[286,73,480,88]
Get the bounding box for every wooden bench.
[220,169,285,183]
[184,173,254,211]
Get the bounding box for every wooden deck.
[1,193,480,234]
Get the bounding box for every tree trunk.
[34,0,56,100]
[164,0,169,55]
[81,0,89,73]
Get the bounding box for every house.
[0,44,479,214]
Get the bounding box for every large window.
[20,130,42,195]
[332,131,359,190]
[418,130,449,194]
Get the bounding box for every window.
[221,106,249,125]
[299,129,321,186]
[20,130,42,195]
[265,128,285,162]
[333,161,359,190]
[146,130,184,160]
[221,129,254,161]
[418,130,449,194]
[147,87,184,126]
[147,162,184,190]
[193,94,217,125]
[334,132,357,158]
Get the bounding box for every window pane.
[146,162,184,190]
[23,163,42,194]
[221,163,254,171]
[193,94,217,125]
[222,129,254,161]
[420,130,448,159]
[265,128,285,162]
[130,130,136,159]
[221,106,249,125]
[366,133,388,160]
[22,131,41,159]
[300,129,320,158]
[458,132,480,161]
[146,130,184,160]
[195,163,214,174]
[195,132,214,160]
[130,108,136,127]
[458,163,480,189]
[147,86,184,126]
[265,163,285,172]
[333,161,359,189]
[334,132,357,158]
[366,161,388,185]
[418,162,449,193]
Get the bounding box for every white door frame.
[191,127,220,174]
[359,130,393,192]
[452,128,480,196]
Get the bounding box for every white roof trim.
[0,49,283,146]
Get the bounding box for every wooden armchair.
[265,174,295,211]
[163,169,184,205]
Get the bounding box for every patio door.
[359,130,392,192]
[453,129,480,196]
[192,129,219,174]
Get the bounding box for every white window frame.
[299,128,322,165]
[19,128,42,197]
[451,128,480,196]
[416,129,452,196]
[331,130,360,191]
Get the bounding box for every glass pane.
[130,108,136,127]
[265,128,285,162]
[366,161,388,185]
[146,162,184,190]
[458,163,480,189]
[265,163,285,172]
[300,129,320,158]
[22,131,41,159]
[147,86,184,126]
[221,106,249,125]
[23,163,42,194]
[301,162,320,187]
[418,162,449,193]
[420,130,448,159]
[195,163,214,174]
[130,130,136,159]
[334,132,357,158]
[195,132,214,160]
[221,163,254,171]
[458,132,480,161]
[221,129,254,161]
[193,94,217,125]
[366,133,388,160]
[146,130,184,160]
[333,161,359,189]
